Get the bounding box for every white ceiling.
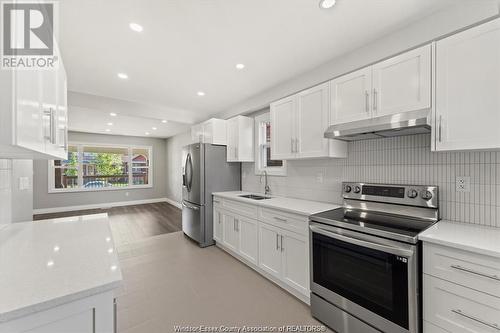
[60,0,460,138]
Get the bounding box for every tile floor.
[115,231,328,333]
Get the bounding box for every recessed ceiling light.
[129,22,143,32]
[152,127,157,130]
[197,91,205,96]
[235,63,245,70]
[110,112,117,117]
[107,122,113,126]
[105,129,111,132]
[319,0,336,9]
[161,119,168,123]
[145,132,150,135]
[117,73,128,79]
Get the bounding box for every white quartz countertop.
[212,191,340,216]
[0,214,123,322]
[419,220,500,258]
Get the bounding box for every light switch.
[456,176,470,192]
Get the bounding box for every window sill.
[48,185,153,194]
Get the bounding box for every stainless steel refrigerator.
[181,143,241,247]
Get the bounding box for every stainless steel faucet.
[260,171,270,196]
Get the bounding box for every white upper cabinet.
[191,118,227,145]
[271,83,347,160]
[372,44,431,117]
[270,96,296,160]
[330,44,432,124]
[0,45,68,160]
[434,18,500,151]
[226,115,254,162]
[331,67,372,124]
[296,83,330,158]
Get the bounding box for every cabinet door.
[270,96,296,160]
[435,19,500,151]
[296,83,330,158]
[222,213,239,252]
[238,216,258,265]
[13,69,44,153]
[281,232,309,296]
[226,117,238,162]
[213,207,223,242]
[372,44,431,117]
[236,116,255,162]
[330,67,372,124]
[258,223,282,279]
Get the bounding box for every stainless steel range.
[309,182,439,333]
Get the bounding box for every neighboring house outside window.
[254,112,286,176]
[49,143,153,193]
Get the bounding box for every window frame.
[254,112,287,176]
[48,142,153,193]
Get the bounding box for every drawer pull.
[274,217,287,223]
[451,309,500,331]
[451,264,500,281]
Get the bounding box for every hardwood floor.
[33,202,182,246]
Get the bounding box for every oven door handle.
[309,225,414,257]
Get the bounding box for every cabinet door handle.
[276,234,279,250]
[450,264,500,281]
[113,298,117,333]
[438,115,442,142]
[235,147,238,159]
[43,109,54,143]
[295,138,299,154]
[281,235,284,252]
[451,309,500,331]
[235,219,239,232]
[373,89,378,112]
[365,91,369,113]
[290,138,294,153]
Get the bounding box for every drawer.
[259,207,308,235]
[424,275,500,333]
[423,321,449,333]
[424,243,500,297]
[221,198,259,219]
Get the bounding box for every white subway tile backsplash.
[243,133,500,227]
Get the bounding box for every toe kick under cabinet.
[422,243,500,333]
[213,196,310,304]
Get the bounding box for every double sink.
[239,194,272,201]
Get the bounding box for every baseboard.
[164,197,182,209]
[33,198,170,215]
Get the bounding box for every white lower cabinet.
[422,242,500,333]
[214,196,310,303]
[0,291,115,333]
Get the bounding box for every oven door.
[309,223,418,333]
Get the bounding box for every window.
[49,143,153,193]
[254,112,286,176]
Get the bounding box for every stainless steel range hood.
[324,109,432,141]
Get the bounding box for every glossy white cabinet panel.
[331,67,372,124]
[281,231,308,296]
[296,83,330,158]
[270,96,295,160]
[222,213,239,252]
[435,18,500,151]
[258,222,282,279]
[423,275,500,333]
[226,115,254,162]
[191,118,227,145]
[238,216,258,265]
[372,44,431,117]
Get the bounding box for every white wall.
[165,131,191,205]
[0,159,33,224]
[217,2,500,119]
[33,132,168,212]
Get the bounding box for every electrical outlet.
[316,172,324,183]
[456,176,470,192]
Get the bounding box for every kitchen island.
[0,213,122,333]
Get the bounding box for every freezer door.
[182,144,204,205]
[182,200,204,244]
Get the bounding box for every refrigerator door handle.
[186,153,193,192]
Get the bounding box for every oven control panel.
[343,182,439,208]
